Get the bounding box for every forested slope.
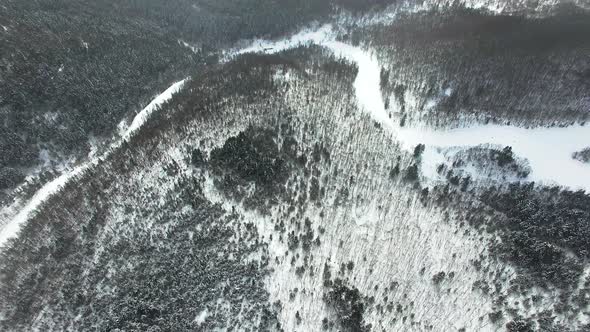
[0,0,333,194]
[1,1,590,331]
[362,5,590,128]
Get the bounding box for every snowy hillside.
[1,1,589,332]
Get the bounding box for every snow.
[38,149,52,168]
[194,308,208,325]
[457,0,505,13]
[0,165,88,247]
[117,119,129,137]
[342,0,506,27]
[0,79,188,247]
[419,146,448,182]
[232,24,335,57]
[235,25,394,130]
[399,124,590,191]
[237,24,590,192]
[87,135,101,158]
[424,98,438,110]
[124,79,187,139]
[322,41,395,130]
[272,69,292,82]
[179,40,200,54]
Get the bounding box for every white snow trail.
[322,40,394,130]
[124,79,188,139]
[0,79,187,247]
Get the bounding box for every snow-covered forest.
[1,1,589,331]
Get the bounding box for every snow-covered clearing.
[399,125,590,190]
[232,24,334,56]
[0,80,188,247]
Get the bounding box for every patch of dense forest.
[0,1,196,192]
[573,148,590,163]
[0,0,363,193]
[481,184,590,290]
[209,127,293,212]
[0,171,279,331]
[436,176,590,291]
[456,182,590,330]
[324,278,370,332]
[132,45,357,148]
[429,172,590,329]
[333,0,399,13]
[369,4,590,127]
